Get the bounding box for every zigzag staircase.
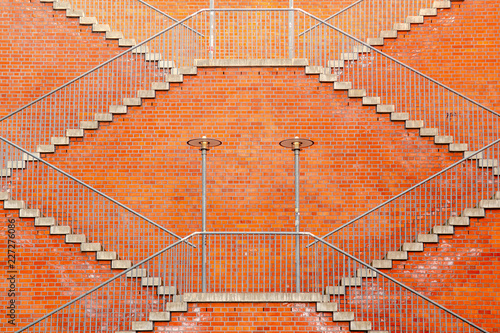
[5,1,495,332]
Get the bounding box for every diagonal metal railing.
[0,136,193,267]
[300,0,442,44]
[309,138,500,269]
[15,232,489,333]
[1,8,497,163]
[50,0,202,45]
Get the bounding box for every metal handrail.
[307,137,500,247]
[0,136,192,243]
[298,0,365,36]
[15,231,489,333]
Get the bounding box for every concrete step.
[356,268,376,278]
[305,66,324,74]
[79,17,97,25]
[362,97,380,105]
[348,89,366,98]
[325,285,345,295]
[433,0,451,8]
[119,38,136,47]
[448,216,469,226]
[152,82,170,91]
[449,143,468,152]
[341,277,362,286]
[406,16,424,24]
[402,242,424,252]
[350,321,372,331]
[367,38,384,46]
[433,225,454,234]
[96,251,117,260]
[178,67,197,75]
[0,192,9,200]
[50,226,71,235]
[405,120,424,128]
[4,200,24,209]
[463,208,485,217]
[386,251,407,260]
[166,74,184,83]
[334,82,352,90]
[390,112,409,121]
[138,90,155,99]
[329,60,344,68]
[81,243,101,252]
[145,53,162,61]
[352,45,371,53]
[53,1,71,10]
[110,105,127,114]
[158,60,176,69]
[157,286,177,295]
[51,137,69,145]
[95,113,113,122]
[420,8,438,16]
[93,24,111,33]
[80,121,98,129]
[35,217,55,226]
[131,321,153,331]
[127,268,148,278]
[149,312,171,321]
[37,145,55,153]
[380,30,397,39]
[23,152,40,161]
[377,105,394,113]
[394,22,411,31]
[478,159,498,168]
[464,151,484,160]
[333,311,354,321]
[372,259,392,269]
[105,31,124,40]
[316,302,338,312]
[420,128,438,137]
[142,277,163,287]
[165,302,188,312]
[66,234,86,243]
[434,135,453,144]
[341,53,358,61]
[20,209,40,218]
[417,234,439,243]
[480,199,500,208]
[7,161,25,169]
[0,169,11,177]
[66,129,84,137]
[320,74,337,82]
[112,260,132,269]
[123,98,141,106]
[66,9,84,17]
[132,46,150,54]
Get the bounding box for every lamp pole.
[187,136,222,293]
[279,137,314,293]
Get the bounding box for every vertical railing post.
[209,0,215,59]
[187,136,222,293]
[280,137,314,293]
[288,3,295,58]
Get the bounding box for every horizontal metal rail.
[15,232,489,333]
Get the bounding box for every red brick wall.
[42,66,462,239]
[0,0,125,118]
